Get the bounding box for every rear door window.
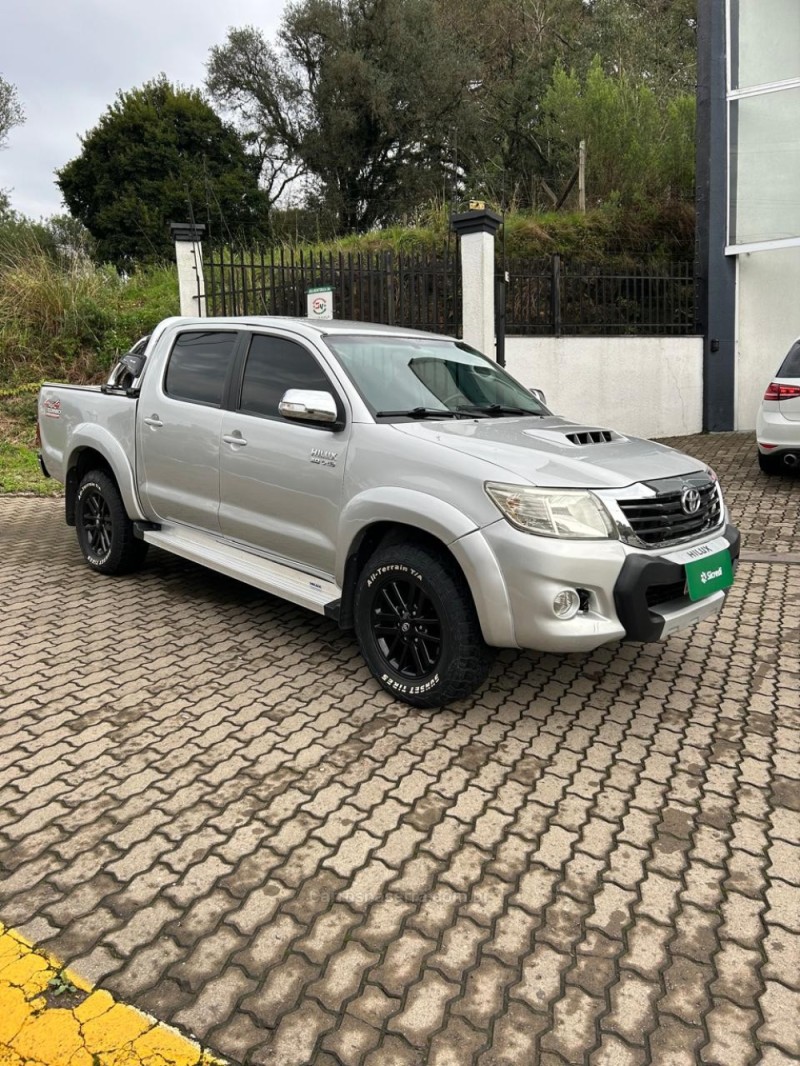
[165,331,239,406]
[778,340,800,377]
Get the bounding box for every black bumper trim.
[614,523,741,643]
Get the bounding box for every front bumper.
[465,519,740,653]
[614,522,740,642]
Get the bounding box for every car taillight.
[764,382,800,401]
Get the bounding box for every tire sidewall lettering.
[380,672,441,696]
[366,564,423,589]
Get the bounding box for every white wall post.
[170,222,207,317]
[451,206,502,358]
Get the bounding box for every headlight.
[485,482,618,539]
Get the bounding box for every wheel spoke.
[418,632,441,653]
[378,587,403,617]
[396,642,412,675]
[410,641,426,675]
[389,581,410,614]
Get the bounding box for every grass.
[0,232,178,495]
[0,392,62,495]
[0,441,62,495]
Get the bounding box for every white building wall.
[735,245,800,430]
[505,336,703,439]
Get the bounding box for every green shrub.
[0,229,178,388]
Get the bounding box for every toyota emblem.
[681,487,702,515]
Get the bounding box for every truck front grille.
[617,475,722,547]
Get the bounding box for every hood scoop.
[524,425,625,447]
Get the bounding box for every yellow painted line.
[0,921,225,1066]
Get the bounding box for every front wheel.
[76,470,148,575]
[353,543,495,709]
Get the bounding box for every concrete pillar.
[170,222,207,317]
[451,206,502,358]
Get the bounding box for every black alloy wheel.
[81,486,114,560]
[370,576,442,680]
[353,542,494,709]
[75,469,148,575]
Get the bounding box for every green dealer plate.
[685,549,734,602]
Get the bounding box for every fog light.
[553,589,581,619]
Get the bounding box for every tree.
[207,0,477,232]
[576,0,697,94]
[439,0,586,209]
[439,0,695,210]
[0,74,24,150]
[541,56,695,205]
[57,77,268,267]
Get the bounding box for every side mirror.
[279,389,339,425]
[529,387,547,406]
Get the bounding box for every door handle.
[223,433,247,447]
[143,416,163,428]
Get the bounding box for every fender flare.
[67,425,146,521]
[337,489,516,648]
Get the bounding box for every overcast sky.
[1,0,284,219]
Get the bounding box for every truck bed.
[39,384,138,484]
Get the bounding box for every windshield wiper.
[456,403,544,417]
[375,407,467,419]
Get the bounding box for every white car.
[756,337,800,474]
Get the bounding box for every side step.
[143,525,341,616]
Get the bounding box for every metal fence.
[204,244,696,337]
[203,245,461,334]
[503,256,696,336]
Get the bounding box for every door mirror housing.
[279,389,339,425]
[529,387,547,406]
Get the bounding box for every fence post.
[551,253,561,337]
[170,222,206,317]
[451,205,502,358]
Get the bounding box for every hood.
[392,415,707,489]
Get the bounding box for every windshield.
[324,335,548,419]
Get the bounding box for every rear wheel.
[76,470,148,575]
[758,450,782,475]
[353,543,494,709]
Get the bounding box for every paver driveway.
[0,432,798,1066]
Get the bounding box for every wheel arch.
[65,433,144,526]
[336,487,516,647]
[337,520,462,629]
[336,518,515,648]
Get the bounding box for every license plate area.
[684,549,733,601]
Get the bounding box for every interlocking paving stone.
[1,432,799,1064]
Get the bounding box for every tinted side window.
[240,335,334,417]
[778,340,800,377]
[165,331,238,405]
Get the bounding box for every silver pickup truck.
[39,316,740,708]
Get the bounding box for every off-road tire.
[75,470,148,575]
[353,542,494,709]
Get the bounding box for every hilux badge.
[681,487,701,515]
[310,448,337,467]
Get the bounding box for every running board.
[142,525,341,615]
